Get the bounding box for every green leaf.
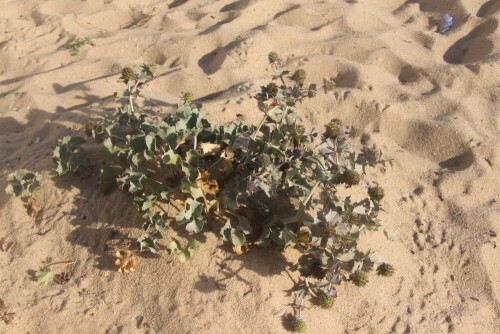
[187,238,200,250]
[178,251,190,262]
[180,179,204,200]
[137,235,159,253]
[5,169,42,197]
[186,218,205,234]
[35,267,54,285]
[166,240,180,254]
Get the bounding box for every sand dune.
[0,0,499,333]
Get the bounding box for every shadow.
[438,149,474,171]
[334,68,360,88]
[398,65,420,84]
[393,0,468,30]
[52,73,118,94]
[198,13,239,35]
[194,82,247,103]
[55,93,113,113]
[27,269,38,283]
[198,39,244,75]
[168,0,188,9]
[0,63,77,86]
[61,191,141,271]
[193,247,292,297]
[282,313,298,332]
[220,0,250,12]
[273,4,301,19]
[443,19,498,64]
[477,0,500,17]
[0,85,22,99]
[0,116,25,135]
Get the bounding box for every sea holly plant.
[5,169,43,217]
[33,257,76,286]
[66,37,95,56]
[5,169,42,197]
[166,238,200,262]
[53,55,394,331]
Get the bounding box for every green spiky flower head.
[293,319,307,333]
[368,186,384,202]
[264,82,279,98]
[351,270,369,287]
[296,124,306,136]
[268,51,282,63]
[345,170,360,186]
[142,63,157,77]
[318,294,334,309]
[291,69,306,84]
[121,67,136,82]
[182,92,194,104]
[325,118,342,140]
[325,80,336,92]
[377,263,395,277]
[321,222,335,238]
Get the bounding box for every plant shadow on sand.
[55,172,293,278]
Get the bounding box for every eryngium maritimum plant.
[53,53,393,331]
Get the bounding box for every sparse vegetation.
[66,37,95,56]
[4,52,394,332]
[33,257,75,285]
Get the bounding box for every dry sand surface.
[1,0,499,333]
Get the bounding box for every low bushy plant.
[52,53,394,330]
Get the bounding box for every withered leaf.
[195,170,219,197]
[115,249,138,273]
[25,197,40,218]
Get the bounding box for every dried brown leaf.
[233,245,244,255]
[195,170,219,197]
[25,197,40,218]
[115,249,137,273]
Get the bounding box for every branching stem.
[304,180,320,206]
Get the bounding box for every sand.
[0,0,499,333]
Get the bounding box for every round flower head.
[291,69,306,84]
[264,82,279,98]
[318,294,334,309]
[182,92,194,104]
[345,170,360,186]
[292,319,307,333]
[377,263,395,277]
[368,186,384,202]
[351,270,369,287]
[325,118,342,140]
[120,67,136,82]
[268,51,282,63]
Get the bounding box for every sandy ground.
[0,0,499,333]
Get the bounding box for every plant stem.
[47,260,76,270]
[298,295,304,319]
[127,82,135,112]
[251,114,268,140]
[304,180,320,206]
